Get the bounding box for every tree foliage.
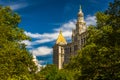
[0,6,37,79]
[39,64,74,80]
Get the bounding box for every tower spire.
[76,5,86,33]
[78,5,83,14]
[79,5,82,13]
[77,5,84,22]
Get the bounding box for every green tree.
[39,64,74,80]
[66,0,120,80]
[40,64,58,80]
[0,6,37,79]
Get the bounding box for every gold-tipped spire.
[56,30,67,44]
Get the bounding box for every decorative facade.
[53,6,87,69]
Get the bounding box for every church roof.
[56,30,67,45]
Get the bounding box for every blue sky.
[1,0,113,66]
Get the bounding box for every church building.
[53,6,87,69]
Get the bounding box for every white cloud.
[85,15,96,26]
[21,40,32,46]
[30,46,52,56]
[24,31,58,39]
[24,20,76,47]
[21,40,33,48]
[24,32,58,46]
[0,1,28,10]
[24,32,42,39]
[34,38,54,44]
[54,19,76,32]
[10,3,28,10]
[38,60,45,65]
